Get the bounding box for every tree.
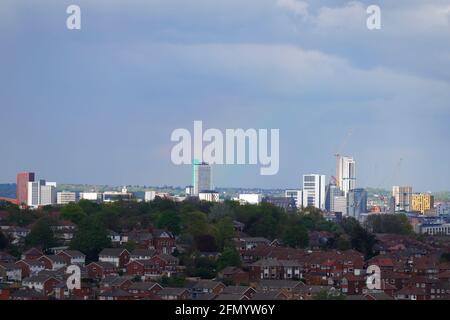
[336,235,351,251]
[214,217,235,250]
[0,230,9,250]
[70,216,111,262]
[185,256,218,279]
[365,214,413,235]
[182,211,209,236]
[60,203,87,225]
[341,217,376,258]
[78,199,101,215]
[25,218,57,250]
[208,203,235,222]
[194,234,218,252]
[282,224,309,248]
[157,211,181,235]
[217,246,241,271]
[160,275,186,288]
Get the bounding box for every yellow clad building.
[411,193,434,214]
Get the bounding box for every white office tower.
[40,183,57,206]
[239,193,262,205]
[302,174,326,210]
[336,155,356,195]
[57,192,76,205]
[144,190,157,202]
[285,190,303,208]
[27,180,44,208]
[193,162,212,195]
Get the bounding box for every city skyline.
[1,0,449,191]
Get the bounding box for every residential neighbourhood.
[1,198,450,301]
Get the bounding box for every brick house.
[151,229,176,254]
[15,260,45,278]
[0,262,22,281]
[249,258,303,281]
[130,249,157,261]
[157,287,190,300]
[38,255,67,271]
[21,248,43,261]
[99,248,130,268]
[128,281,163,299]
[86,261,118,279]
[22,275,61,295]
[218,266,249,285]
[57,250,86,266]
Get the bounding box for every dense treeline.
[1,198,381,263]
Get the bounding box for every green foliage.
[208,203,235,222]
[123,241,137,252]
[78,199,101,215]
[440,252,450,263]
[156,211,181,235]
[432,191,450,202]
[60,203,87,225]
[213,217,235,250]
[185,256,218,279]
[159,275,186,288]
[217,246,241,271]
[70,216,111,262]
[365,214,413,235]
[335,235,352,251]
[194,234,218,252]
[282,224,309,248]
[25,217,58,250]
[5,210,37,227]
[340,217,376,258]
[181,211,209,237]
[0,230,9,250]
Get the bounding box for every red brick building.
[16,172,35,206]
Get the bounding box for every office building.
[27,180,46,208]
[411,193,434,215]
[103,187,133,203]
[420,223,450,236]
[185,186,194,196]
[285,190,303,208]
[325,184,344,212]
[336,155,356,195]
[193,162,212,195]
[16,172,35,205]
[57,192,77,205]
[347,188,368,219]
[40,184,57,206]
[333,195,347,215]
[302,174,326,210]
[239,193,262,205]
[392,186,413,211]
[144,190,157,202]
[198,191,220,202]
[79,192,103,202]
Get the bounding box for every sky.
[0,0,449,191]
